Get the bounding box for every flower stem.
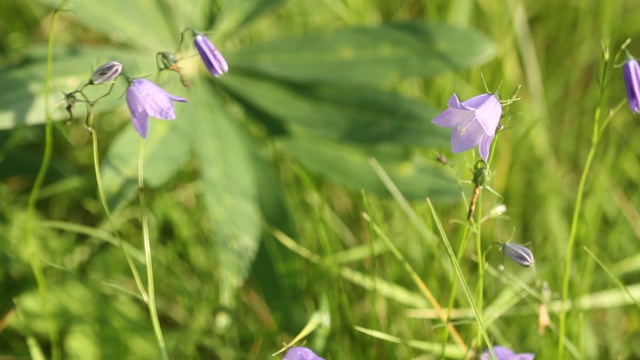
[138,139,169,360]
[23,2,69,358]
[90,117,148,302]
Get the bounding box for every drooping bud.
[91,61,123,84]
[499,242,535,268]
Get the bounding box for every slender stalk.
[474,195,485,348]
[89,115,148,302]
[556,100,627,358]
[138,140,169,360]
[23,2,69,358]
[427,198,495,360]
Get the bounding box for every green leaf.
[213,0,287,41]
[185,81,261,306]
[220,73,449,146]
[0,47,152,129]
[36,0,176,50]
[227,22,496,85]
[282,134,459,200]
[101,119,191,211]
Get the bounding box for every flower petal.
[432,107,475,127]
[478,133,494,161]
[283,347,324,360]
[482,346,516,360]
[194,34,229,77]
[450,117,485,153]
[475,94,502,136]
[126,84,150,138]
[623,59,640,114]
[133,79,187,120]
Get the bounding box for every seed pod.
[91,61,122,84]
[499,242,534,267]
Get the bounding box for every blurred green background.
[1,0,640,359]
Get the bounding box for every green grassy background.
[1,0,640,359]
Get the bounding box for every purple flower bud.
[482,345,535,360]
[283,347,324,360]
[125,79,188,138]
[432,93,502,162]
[500,243,535,268]
[194,34,228,77]
[623,59,640,114]
[91,61,122,84]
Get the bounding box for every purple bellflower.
[482,345,535,360]
[126,79,188,138]
[283,347,325,360]
[623,58,640,114]
[499,243,535,268]
[194,34,228,77]
[432,93,502,162]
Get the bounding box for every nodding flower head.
[481,345,535,360]
[91,61,122,84]
[283,347,325,360]
[623,58,640,114]
[193,34,229,78]
[125,78,188,139]
[498,243,535,268]
[432,93,502,162]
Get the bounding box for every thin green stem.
[427,198,494,360]
[90,115,148,302]
[138,139,169,360]
[474,195,484,347]
[23,2,69,358]
[557,98,625,359]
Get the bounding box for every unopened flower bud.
[91,61,122,84]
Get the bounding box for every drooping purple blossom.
[91,61,122,84]
[500,243,535,268]
[125,79,188,138]
[194,34,228,78]
[481,345,535,360]
[283,347,324,360]
[432,93,502,162]
[623,58,640,114]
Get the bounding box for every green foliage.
[2,0,640,359]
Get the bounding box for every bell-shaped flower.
[623,58,640,114]
[283,347,324,360]
[91,61,122,84]
[194,34,229,77]
[125,79,188,138]
[432,93,502,162]
[482,345,535,360]
[498,243,535,268]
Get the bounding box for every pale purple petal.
[126,85,150,138]
[459,93,495,110]
[194,34,229,77]
[432,107,474,127]
[283,347,324,360]
[450,117,485,153]
[482,346,516,360]
[475,95,502,136]
[478,134,494,162]
[623,59,640,113]
[126,79,188,138]
[481,345,535,360]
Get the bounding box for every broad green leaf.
[213,0,286,41]
[185,80,261,306]
[227,22,496,85]
[220,73,449,146]
[101,117,191,211]
[282,134,459,200]
[37,0,176,50]
[0,47,152,129]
